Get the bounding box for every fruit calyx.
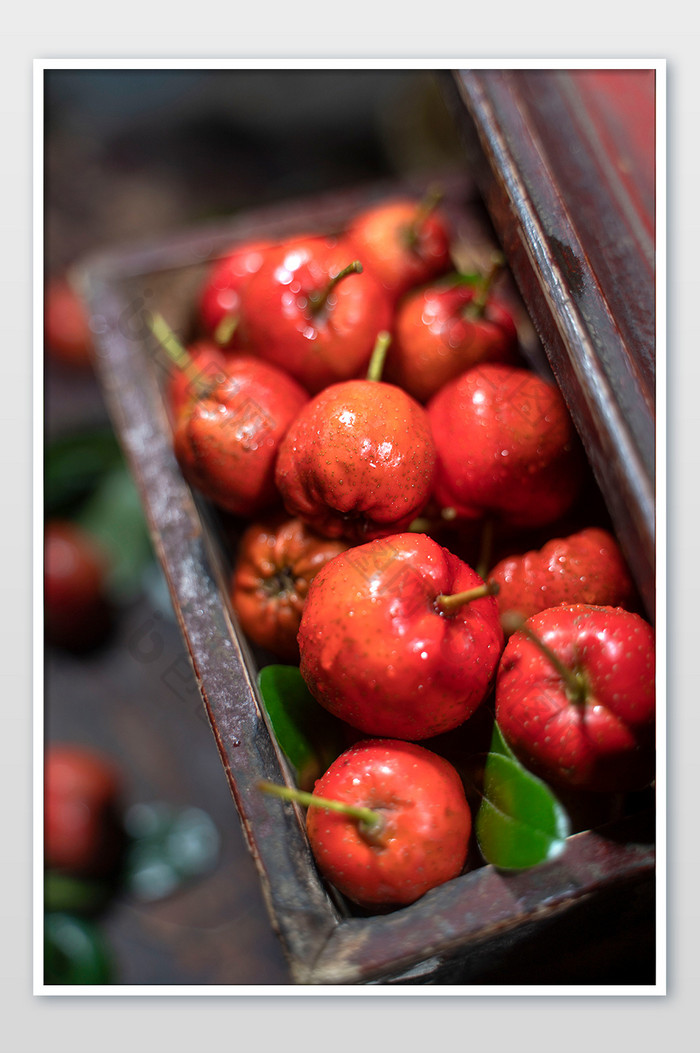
[435,578,500,616]
[307,260,364,316]
[258,779,386,846]
[501,611,589,706]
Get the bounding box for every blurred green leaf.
[45,428,123,518]
[257,665,346,791]
[475,723,570,870]
[44,913,115,985]
[44,871,113,916]
[122,803,220,903]
[76,465,154,602]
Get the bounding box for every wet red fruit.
[490,527,636,626]
[305,738,472,908]
[242,237,392,394]
[298,532,504,740]
[197,239,270,346]
[385,280,519,402]
[174,356,308,517]
[495,604,655,793]
[275,367,436,543]
[345,194,452,301]
[166,340,233,421]
[427,363,583,529]
[229,514,348,661]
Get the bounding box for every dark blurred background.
[43,68,469,986]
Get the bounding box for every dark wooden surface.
[444,69,656,621]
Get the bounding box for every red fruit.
[305,738,472,908]
[166,340,233,421]
[427,363,583,529]
[44,745,123,877]
[229,514,348,662]
[495,604,655,793]
[298,532,504,740]
[385,280,519,402]
[174,356,308,516]
[44,521,112,651]
[241,236,393,394]
[197,240,270,345]
[45,278,93,369]
[490,527,636,625]
[345,194,452,301]
[275,367,436,542]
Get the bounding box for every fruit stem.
[476,517,495,580]
[502,613,588,705]
[405,185,443,248]
[464,252,505,319]
[213,311,239,347]
[147,312,212,397]
[435,578,500,615]
[308,260,363,315]
[365,330,392,383]
[257,780,386,841]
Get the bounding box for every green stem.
[258,780,385,841]
[502,614,588,705]
[213,311,239,347]
[147,312,212,397]
[476,518,495,581]
[435,578,499,615]
[365,330,392,382]
[405,186,443,248]
[308,260,363,315]
[464,252,505,319]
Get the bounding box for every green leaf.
[44,913,115,985]
[475,723,570,870]
[45,428,124,518]
[121,802,221,903]
[257,665,346,791]
[44,871,113,916]
[76,465,154,602]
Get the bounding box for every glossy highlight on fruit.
[495,604,655,792]
[174,356,308,516]
[275,375,436,542]
[305,738,472,907]
[428,363,583,528]
[298,532,504,740]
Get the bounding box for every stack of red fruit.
[149,189,654,911]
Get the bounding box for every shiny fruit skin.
[490,527,636,625]
[45,278,93,369]
[44,745,122,877]
[298,532,504,740]
[275,380,435,543]
[44,521,111,651]
[427,363,583,529]
[229,514,348,661]
[166,340,234,421]
[495,604,655,792]
[385,282,519,402]
[174,356,308,517]
[306,738,471,908]
[241,237,393,394]
[345,198,452,301]
[197,240,270,345]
